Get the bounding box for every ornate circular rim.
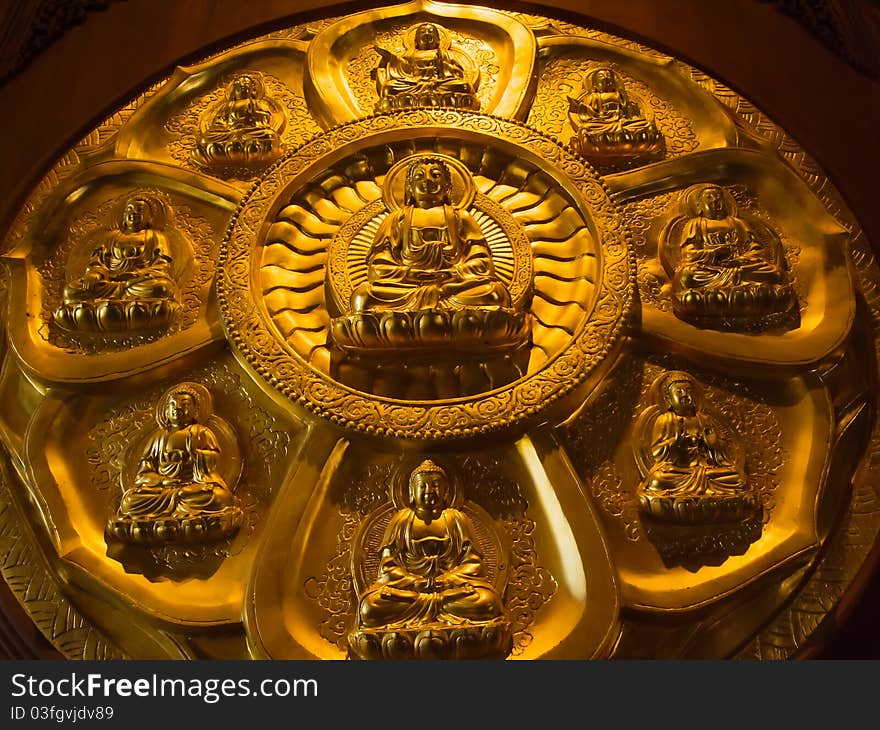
[218,110,634,439]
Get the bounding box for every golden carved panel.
[0,0,876,659]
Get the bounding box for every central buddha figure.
[567,66,665,171]
[194,71,285,169]
[352,157,510,313]
[54,192,180,334]
[637,372,758,525]
[330,154,529,357]
[348,460,511,660]
[662,183,795,328]
[373,22,480,112]
[106,383,243,545]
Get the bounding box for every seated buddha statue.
[194,71,284,168]
[106,383,243,544]
[54,193,180,333]
[637,372,758,525]
[330,155,529,356]
[664,183,795,327]
[567,66,664,171]
[373,22,480,112]
[348,460,511,660]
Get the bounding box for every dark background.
[0,0,878,659]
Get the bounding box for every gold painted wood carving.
[53,192,183,335]
[0,0,877,660]
[105,382,244,546]
[373,23,482,113]
[193,71,287,173]
[348,460,512,660]
[567,65,666,172]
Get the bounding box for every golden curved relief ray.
[524,212,588,242]
[262,267,326,292]
[268,298,327,342]
[262,260,326,276]
[506,191,551,213]
[262,279,332,354]
[263,291,323,320]
[352,181,384,203]
[535,256,597,282]
[309,198,353,225]
[484,184,532,208]
[513,195,571,225]
[472,176,497,195]
[504,198,597,372]
[275,205,339,236]
[261,247,333,351]
[262,226,327,254]
[324,186,367,212]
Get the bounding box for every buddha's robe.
[643,410,746,498]
[351,204,510,313]
[359,508,503,629]
[572,90,656,142]
[63,229,177,303]
[675,215,784,291]
[198,98,280,156]
[119,423,234,519]
[376,47,477,104]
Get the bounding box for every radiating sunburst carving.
[259,136,599,396]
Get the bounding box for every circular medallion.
[218,110,634,439]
